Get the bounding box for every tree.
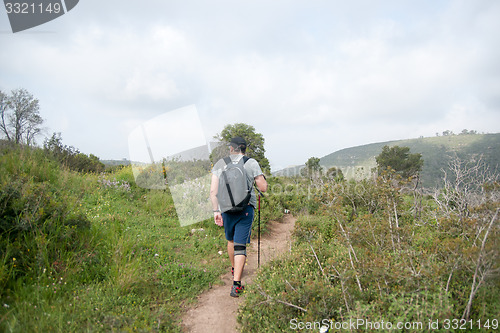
[44,132,105,173]
[376,145,423,179]
[0,90,10,141]
[443,130,454,136]
[0,88,43,145]
[214,123,271,174]
[302,157,323,178]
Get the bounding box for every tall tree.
[0,91,9,141]
[302,157,323,178]
[0,88,43,145]
[376,145,423,179]
[214,123,270,174]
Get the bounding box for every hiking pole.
[258,194,261,268]
[255,186,265,268]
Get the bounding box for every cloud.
[0,0,499,168]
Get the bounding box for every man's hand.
[214,212,223,226]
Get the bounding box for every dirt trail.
[182,214,296,333]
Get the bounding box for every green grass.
[0,146,231,332]
[4,143,498,332]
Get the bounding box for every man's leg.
[230,206,254,297]
[227,240,235,269]
[229,240,245,279]
[233,253,246,282]
[233,206,254,282]
[230,244,247,297]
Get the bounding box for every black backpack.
[217,156,251,213]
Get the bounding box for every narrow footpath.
[182,214,296,333]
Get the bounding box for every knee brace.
[234,243,247,256]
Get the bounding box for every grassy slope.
[0,144,284,332]
[0,147,233,332]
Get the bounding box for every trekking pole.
[258,194,261,268]
[255,186,265,268]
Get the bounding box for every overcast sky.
[1,0,499,171]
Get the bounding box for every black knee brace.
[234,243,247,256]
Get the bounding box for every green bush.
[0,146,105,292]
[44,133,105,173]
[239,172,500,332]
[1,146,229,332]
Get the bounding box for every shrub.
[43,132,105,173]
[239,169,500,331]
[0,146,106,293]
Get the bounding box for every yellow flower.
[12,258,16,261]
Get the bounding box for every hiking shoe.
[230,284,245,297]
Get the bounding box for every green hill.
[276,133,500,188]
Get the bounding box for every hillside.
[2,141,498,331]
[276,133,500,188]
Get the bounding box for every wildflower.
[3,304,9,308]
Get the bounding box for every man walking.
[210,136,268,297]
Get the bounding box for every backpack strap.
[221,157,235,207]
[222,170,236,208]
[223,156,249,165]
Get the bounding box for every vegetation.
[0,143,241,332]
[302,157,323,178]
[1,123,498,332]
[375,145,423,179]
[326,166,344,182]
[239,162,500,332]
[214,123,271,175]
[44,133,105,174]
[0,89,43,146]
[315,131,500,188]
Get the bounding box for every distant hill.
[275,133,500,188]
[101,159,131,167]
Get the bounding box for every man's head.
[229,137,247,154]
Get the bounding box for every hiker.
[210,136,268,297]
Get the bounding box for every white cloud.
[1,0,499,168]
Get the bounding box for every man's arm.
[255,174,268,193]
[210,173,219,209]
[210,173,223,226]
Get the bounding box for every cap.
[230,136,247,148]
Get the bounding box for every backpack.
[217,156,251,213]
